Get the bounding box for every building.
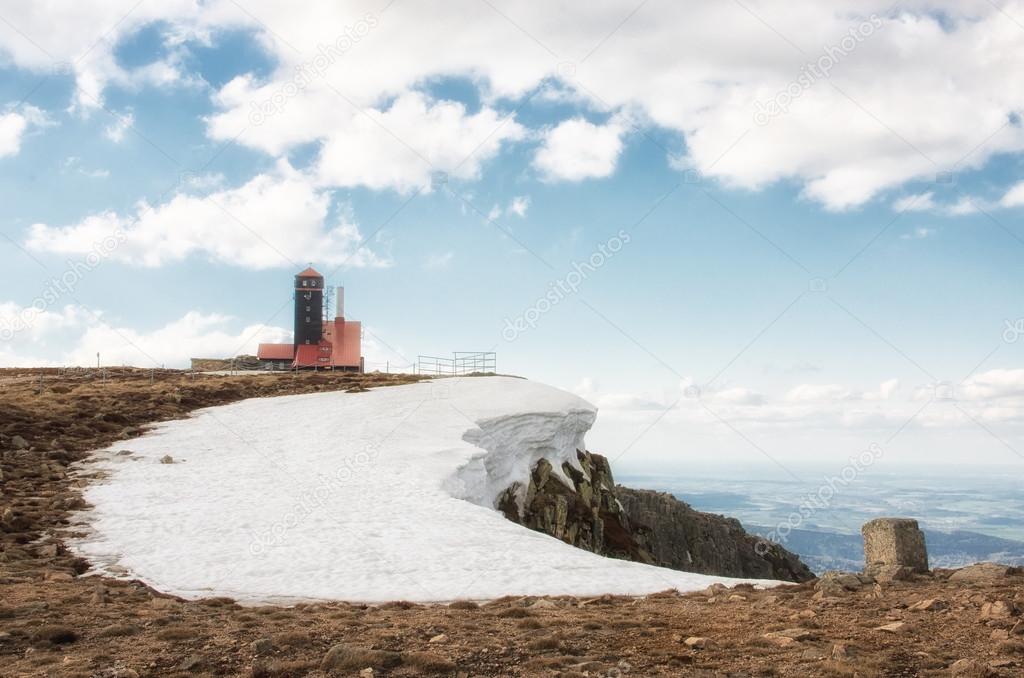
[256,266,363,371]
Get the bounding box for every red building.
[256,267,363,370]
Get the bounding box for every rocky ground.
[1,368,1023,677]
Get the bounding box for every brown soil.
[2,368,1023,677]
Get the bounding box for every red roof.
[296,266,323,278]
[293,343,329,367]
[257,343,294,360]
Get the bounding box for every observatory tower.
[256,266,363,371]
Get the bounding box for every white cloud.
[891,192,991,216]
[508,195,530,217]
[104,110,134,143]
[1000,180,1024,208]
[314,92,524,193]
[893,192,936,212]
[24,162,390,270]
[0,302,290,368]
[0,104,54,158]
[960,369,1024,401]
[0,112,28,158]
[3,2,1024,207]
[534,117,624,182]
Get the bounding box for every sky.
[1,0,1023,477]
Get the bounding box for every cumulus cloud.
[533,117,624,182]
[0,302,289,368]
[508,195,530,217]
[576,374,1024,433]
[892,192,937,213]
[0,104,54,158]
[0,0,205,110]
[104,110,134,142]
[4,2,1024,207]
[0,112,28,158]
[1001,181,1024,208]
[24,162,390,270]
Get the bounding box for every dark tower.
[294,266,324,346]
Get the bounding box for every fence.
[416,352,496,376]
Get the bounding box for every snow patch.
[445,408,594,512]
[70,376,783,603]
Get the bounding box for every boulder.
[862,518,929,580]
[949,563,1018,583]
[908,598,948,612]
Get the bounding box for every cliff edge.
[497,450,814,583]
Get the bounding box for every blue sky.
[1,0,1023,474]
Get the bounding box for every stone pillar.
[862,518,929,580]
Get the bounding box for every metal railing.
[416,352,496,376]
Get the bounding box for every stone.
[875,621,906,633]
[150,596,181,610]
[177,655,202,672]
[10,435,28,450]
[530,599,556,609]
[765,628,816,643]
[949,562,1016,583]
[429,633,448,643]
[862,518,929,580]
[1012,620,1024,636]
[359,670,374,678]
[251,638,274,655]
[950,658,988,676]
[909,598,948,612]
[160,455,174,464]
[981,600,1018,620]
[683,636,709,648]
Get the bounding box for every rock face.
[497,450,814,583]
[616,485,814,582]
[862,518,929,580]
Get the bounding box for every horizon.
[2,0,1023,476]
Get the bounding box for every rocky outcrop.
[497,450,814,583]
[616,485,814,582]
[495,451,654,564]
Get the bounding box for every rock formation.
[497,450,815,583]
[862,517,929,580]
